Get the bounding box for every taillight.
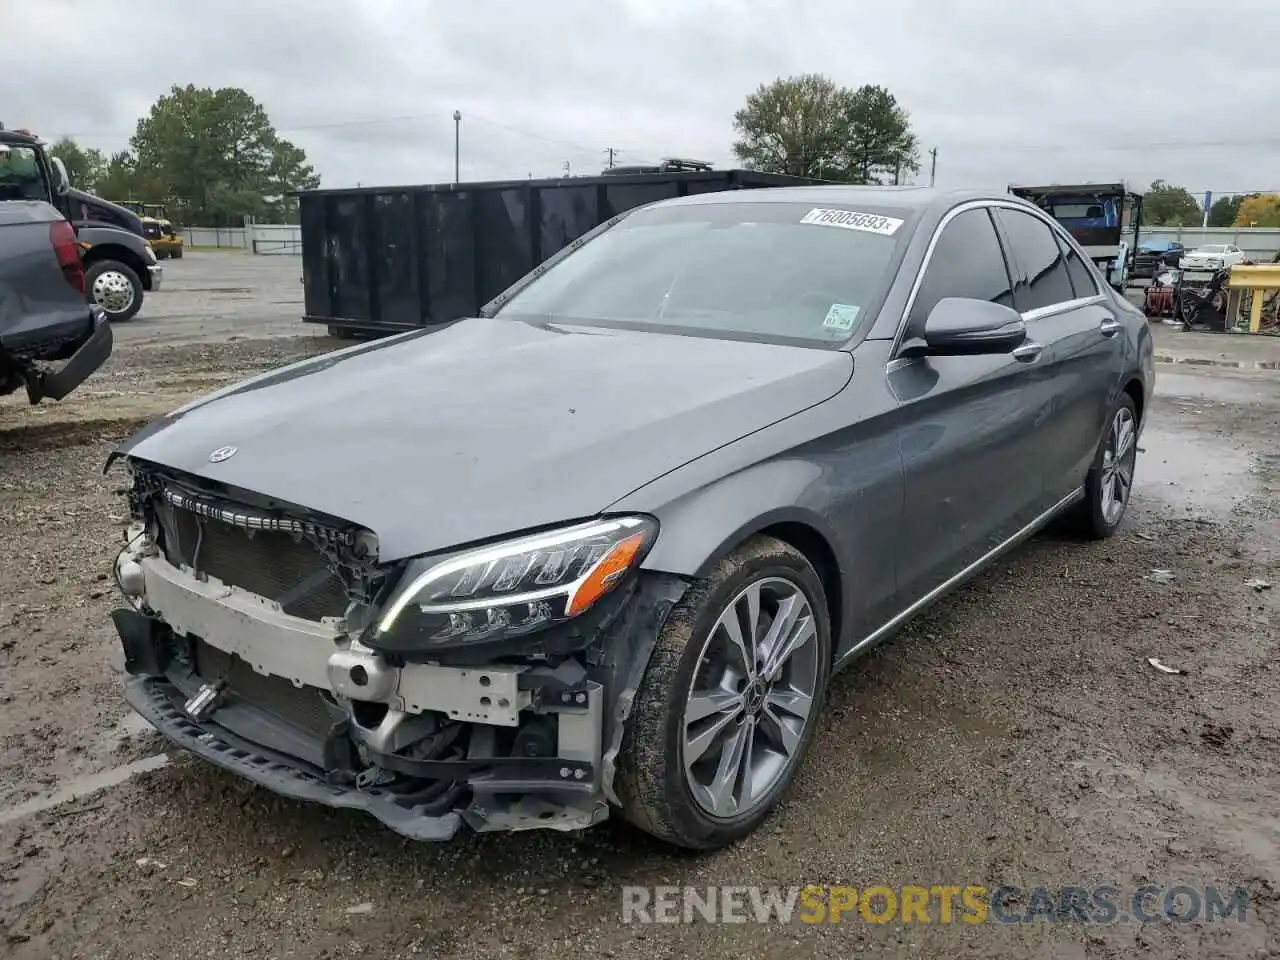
[49,220,84,294]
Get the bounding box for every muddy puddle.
[1136,424,1257,520]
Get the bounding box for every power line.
[935,134,1280,154]
[51,109,644,160]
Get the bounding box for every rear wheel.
[617,537,831,850]
[85,260,143,323]
[1067,394,1139,539]
[170,247,183,259]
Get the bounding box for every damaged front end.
[112,460,686,840]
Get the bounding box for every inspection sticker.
[822,303,860,331]
[800,208,904,235]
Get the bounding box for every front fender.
[628,458,846,580]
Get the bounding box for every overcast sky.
[4,0,1276,200]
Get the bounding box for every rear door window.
[993,208,1076,313]
[1056,233,1098,298]
[908,207,1014,331]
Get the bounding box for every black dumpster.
[299,169,820,336]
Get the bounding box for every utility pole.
[605,147,618,169]
[928,147,938,187]
[453,110,462,185]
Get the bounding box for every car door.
[991,206,1124,501]
[888,205,1048,604]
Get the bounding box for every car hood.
[114,317,853,561]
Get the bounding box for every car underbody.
[112,459,688,839]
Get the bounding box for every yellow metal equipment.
[1226,264,1280,334]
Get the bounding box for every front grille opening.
[195,641,336,738]
[158,502,349,620]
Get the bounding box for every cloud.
[2,0,1276,198]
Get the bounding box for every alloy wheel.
[92,270,136,315]
[682,576,820,819]
[1100,406,1137,525]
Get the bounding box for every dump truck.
[1009,182,1144,289]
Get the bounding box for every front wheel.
[85,260,143,322]
[1068,394,1139,539]
[617,537,832,850]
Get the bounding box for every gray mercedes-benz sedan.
[108,186,1153,850]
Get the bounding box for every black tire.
[153,249,168,261]
[327,325,360,340]
[170,248,183,259]
[616,536,832,850]
[1066,393,1139,540]
[85,259,143,323]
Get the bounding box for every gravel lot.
[1,254,1278,958]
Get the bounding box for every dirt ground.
[1,255,1278,958]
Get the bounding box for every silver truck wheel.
[86,260,143,322]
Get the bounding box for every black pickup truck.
[0,127,112,404]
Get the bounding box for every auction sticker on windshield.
[800,208,904,235]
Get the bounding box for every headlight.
[372,516,656,650]
[143,243,157,264]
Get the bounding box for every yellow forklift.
[116,200,184,259]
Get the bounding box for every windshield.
[1140,238,1174,251]
[1049,202,1106,218]
[493,201,911,345]
[1196,245,1228,254]
[0,145,48,201]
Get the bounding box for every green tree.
[1207,194,1246,228]
[48,136,106,192]
[1144,180,1202,226]
[846,85,919,184]
[732,75,918,184]
[92,151,167,208]
[130,84,319,225]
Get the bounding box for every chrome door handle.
[1012,341,1043,363]
[1099,318,1122,337]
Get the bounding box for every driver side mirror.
[903,297,1027,357]
[49,156,69,196]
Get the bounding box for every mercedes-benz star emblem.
[208,445,238,463]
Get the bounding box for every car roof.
[657,184,1012,216]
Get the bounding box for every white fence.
[180,224,302,255]
[182,226,248,249]
[249,223,302,255]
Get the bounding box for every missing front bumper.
[125,676,465,841]
[112,533,689,839]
